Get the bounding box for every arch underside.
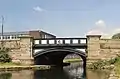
[34,48,86,66]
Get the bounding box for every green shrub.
[0,47,12,63]
[88,60,106,69]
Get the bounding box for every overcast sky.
[0,0,120,37]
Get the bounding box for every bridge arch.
[34,48,87,66]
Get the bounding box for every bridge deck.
[33,38,87,49]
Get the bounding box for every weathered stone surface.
[87,35,120,61]
[1,34,120,65]
[0,36,33,65]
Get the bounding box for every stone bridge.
[33,38,87,66]
[0,34,120,65]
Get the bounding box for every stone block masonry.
[0,36,34,65]
[0,34,120,65]
[87,35,120,63]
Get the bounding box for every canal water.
[0,63,110,79]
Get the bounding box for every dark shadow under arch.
[34,48,86,58]
[34,47,87,76]
[34,48,86,66]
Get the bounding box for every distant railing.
[0,34,29,40]
[34,38,87,45]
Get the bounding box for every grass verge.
[63,58,81,63]
[0,62,22,66]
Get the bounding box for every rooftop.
[0,30,56,36]
[0,31,29,36]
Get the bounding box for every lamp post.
[1,16,4,49]
[1,16,4,39]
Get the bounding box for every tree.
[0,47,11,63]
[112,33,120,39]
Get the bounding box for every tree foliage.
[112,33,120,39]
[0,47,11,63]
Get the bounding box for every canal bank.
[1,58,120,79]
[0,58,81,71]
[0,65,51,71]
[0,62,112,79]
[87,56,120,79]
[0,62,51,70]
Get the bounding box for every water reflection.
[0,63,110,79]
[34,68,70,79]
[34,63,86,79]
[63,62,86,79]
[0,70,34,79]
[0,73,12,79]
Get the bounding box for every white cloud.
[101,28,120,39]
[112,28,120,34]
[87,20,106,35]
[87,19,120,39]
[33,6,44,12]
[95,20,106,28]
[101,33,112,39]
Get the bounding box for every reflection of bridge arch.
[64,65,84,78]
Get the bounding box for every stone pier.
[87,34,120,63]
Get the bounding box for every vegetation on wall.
[0,47,12,63]
[114,56,120,76]
[88,56,120,70]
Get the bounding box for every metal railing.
[34,38,87,45]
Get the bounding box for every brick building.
[0,30,56,40]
